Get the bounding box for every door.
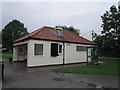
[51,43,59,56]
[87,47,98,65]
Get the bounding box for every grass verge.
[98,57,120,62]
[53,57,120,76]
[0,52,13,58]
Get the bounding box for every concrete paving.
[61,73,119,88]
[2,59,90,88]
[2,58,120,88]
[0,81,2,90]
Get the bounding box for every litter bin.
[0,60,4,80]
[9,58,13,62]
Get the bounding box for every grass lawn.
[98,57,120,62]
[0,52,13,58]
[53,57,120,76]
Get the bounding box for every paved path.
[2,59,90,88]
[0,81,2,90]
[0,58,2,89]
[62,73,119,88]
[2,58,119,88]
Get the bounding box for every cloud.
[2,2,118,40]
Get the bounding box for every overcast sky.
[1,1,118,40]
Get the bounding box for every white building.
[13,26,97,67]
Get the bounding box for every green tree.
[91,30,97,41]
[2,19,29,51]
[94,5,120,57]
[55,25,80,35]
[0,31,1,50]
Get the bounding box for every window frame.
[34,44,44,56]
[76,46,86,51]
[58,44,63,54]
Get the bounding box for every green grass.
[0,52,13,58]
[98,57,120,62]
[53,57,120,76]
[99,57,120,59]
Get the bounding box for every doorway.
[87,47,98,65]
[17,44,27,62]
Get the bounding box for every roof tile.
[14,26,96,45]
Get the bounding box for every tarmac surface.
[2,58,119,88]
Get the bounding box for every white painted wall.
[65,43,90,64]
[27,40,63,67]
[27,39,93,67]
[13,46,18,61]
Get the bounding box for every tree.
[94,5,120,57]
[0,31,2,44]
[2,19,29,51]
[91,30,97,41]
[55,25,80,35]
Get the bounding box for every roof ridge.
[64,29,95,43]
[64,29,79,36]
[14,26,96,45]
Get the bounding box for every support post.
[13,46,18,61]
[62,42,65,76]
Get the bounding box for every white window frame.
[58,44,63,54]
[34,44,44,56]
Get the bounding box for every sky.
[1,0,119,40]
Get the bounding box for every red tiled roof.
[14,26,96,45]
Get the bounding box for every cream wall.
[65,43,89,64]
[27,40,63,67]
[13,46,18,61]
[27,39,93,67]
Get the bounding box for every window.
[34,44,43,55]
[76,46,86,51]
[18,48,24,55]
[51,43,59,56]
[55,31,62,36]
[59,45,62,53]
